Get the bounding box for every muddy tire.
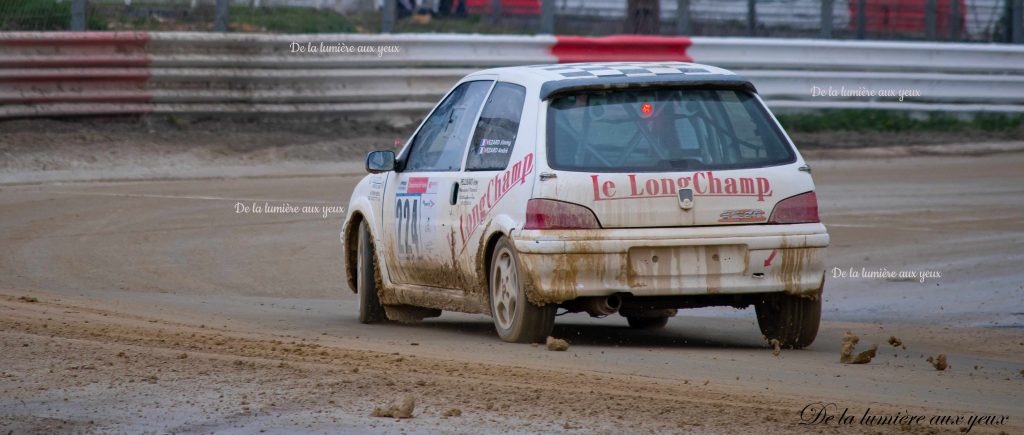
[357,220,387,324]
[754,292,821,349]
[488,237,555,343]
[626,315,669,330]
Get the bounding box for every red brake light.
[525,199,601,230]
[768,191,819,224]
[640,102,653,116]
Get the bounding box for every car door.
[382,79,493,288]
[452,82,531,259]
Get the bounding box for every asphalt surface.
[1,153,1023,433]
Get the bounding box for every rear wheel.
[626,315,669,329]
[357,220,387,324]
[489,237,555,343]
[754,292,821,349]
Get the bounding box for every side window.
[404,80,492,172]
[466,83,526,171]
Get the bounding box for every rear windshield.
[546,88,795,172]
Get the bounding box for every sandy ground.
[1,117,1021,184]
[0,117,411,184]
[0,148,1023,433]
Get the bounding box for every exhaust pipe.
[582,294,622,317]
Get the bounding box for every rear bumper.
[513,223,829,304]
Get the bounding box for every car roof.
[468,62,756,100]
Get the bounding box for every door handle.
[450,182,460,205]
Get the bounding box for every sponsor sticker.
[406,177,429,194]
[591,171,774,202]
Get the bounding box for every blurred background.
[1,0,1021,42]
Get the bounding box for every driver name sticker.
[477,138,512,155]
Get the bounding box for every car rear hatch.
[534,86,816,228]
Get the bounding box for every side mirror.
[366,150,395,173]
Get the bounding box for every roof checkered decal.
[527,62,714,79]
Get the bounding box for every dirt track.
[1,152,1023,433]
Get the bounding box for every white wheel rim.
[491,247,518,331]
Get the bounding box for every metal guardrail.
[0,32,552,118]
[688,36,1024,72]
[689,36,1024,112]
[1,32,1023,119]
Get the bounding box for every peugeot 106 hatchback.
[342,62,828,348]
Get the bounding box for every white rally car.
[341,62,828,348]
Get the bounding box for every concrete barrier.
[551,35,692,63]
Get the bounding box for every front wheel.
[754,292,821,349]
[357,220,387,324]
[489,237,555,343]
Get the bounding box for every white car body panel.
[342,62,829,313]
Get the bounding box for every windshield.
[546,88,795,172]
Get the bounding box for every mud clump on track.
[850,344,878,364]
[840,331,878,364]
[839,331,859,363]
[546,336,569,351]
[888,335,904,348]
[927,354,949,371]
[371,395,415,418]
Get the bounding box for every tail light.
[525,199,601,230]
[768,192,820,224]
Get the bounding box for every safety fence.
[477,0,1021,42]
[1,32,1022,119]
[3,0,1023,43]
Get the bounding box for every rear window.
[546,88,795,172]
